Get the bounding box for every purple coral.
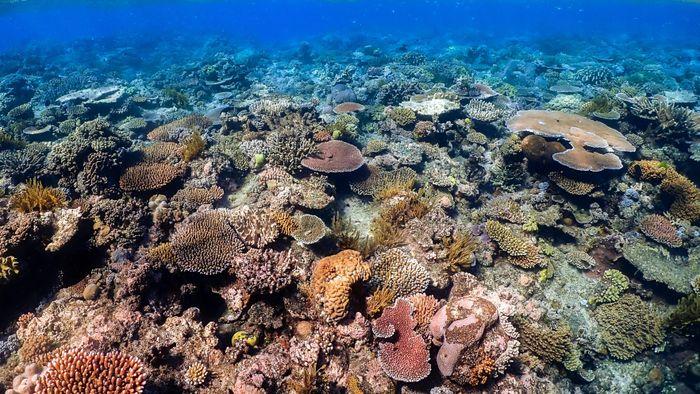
[371,298,431,382]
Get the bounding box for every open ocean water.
[0,1,699,393]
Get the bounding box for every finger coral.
[507,110,636,172]
[119,162,185,192]
[372,298,431,382]
[170,210,244,275]
[39,349,147,393]
[310,250,370,321]
[485,220,541,268]
[639,214,682,248]
[9,179,66,213]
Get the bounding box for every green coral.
[387,107,417,127]
[594,294,665,360]
[329,113,359,140]
[591,269,629,305]
[665,293,700,335]
[163,87,189,108]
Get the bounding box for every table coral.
[507,110,636,172]
[301,140,364,173]
[119,162,185,192]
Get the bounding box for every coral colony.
[1,22,700,394]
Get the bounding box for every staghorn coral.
[350,166,417,200]
[514,318,581,372]
[591,269,630,305]
[9,179,66,213]
[228,205,279,248]
[169,210,244,275]
[267,128,317,174]
[291,214,328,245]
[507,110,636,172]
[629,160,700,223]
[594,294,664,360]
[441,231,478,271]
[548,172,596,196]
[465,99,503,123]
[171,185,224,210]
[485,220,541,268]
[665,293,700,335]
[310,250,370,321]
[370,248,430,300]
[371,298,431,382]
[119,162,185,192]
[387,107,417,127]
[639,214,682,248]
[39,349,147,393]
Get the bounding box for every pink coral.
[301,140,364,173]
[371,298,431,382]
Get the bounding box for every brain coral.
[310,250,371,321]
[39,349,146,393]
[594,294,664,360]
[507,110,636,172]
[639,214,682,248]
[170,210,244,275]
[485,220,541,268]
[119,162,184,192]
[372,298,431,382]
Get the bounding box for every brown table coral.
[507,110,636,172]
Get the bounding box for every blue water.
[1,0,699,53]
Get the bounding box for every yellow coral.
[366,285,397,316]
[485,220,541,268]
[629,160,700,223]
[0,256,19,280]
[310,250,370,321]
[9,179,66,213]
[181,131,206,162]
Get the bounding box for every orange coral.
[629,160,700,223]
[39,349,146,393]
[181,131,206,162]
[366,286,398,316]
[310,250,370,321]
[467,353,496,386]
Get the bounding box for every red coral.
[371,298,431,382]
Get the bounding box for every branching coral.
[387,107,416,127]
[594,294,664,360]
[310,250,370,321]
[39,349,147,393]
[485,220,541,268]
[465,99,503,123]
[629,160,700,223]
[665,293,700,335]
[514,318,581,371]
[0,256,19,280]
[371,298,431,382]
[181,131,206,162]
[350,166,417,200]
[228,206,279,248]
[9,179,66,213]
[267,129,317,174]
